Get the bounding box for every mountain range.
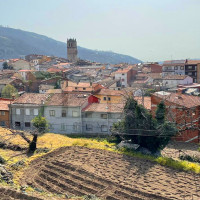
[0,26,142,64]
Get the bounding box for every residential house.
[162,60,185,77]
[10,93,50,130]
[82,103,124,135]
[39,84,55,93]
[44,93,90,134]
[62,81,103,93]
[151,91,200,143]
[9,59,30,70]
[114,66,136,87]
[94,89,128,104]
[0,98,13,128]
[185,60,200,83]
[162,75,193,89]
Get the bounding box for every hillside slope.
[0,26,142,64]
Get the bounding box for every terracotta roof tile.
[84,103,124,113]
[0,99,13,111]
[134,97,151,110]
[153,91,200,108]
[95,89,125,96]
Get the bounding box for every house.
[62,81,103,93]
[185,60,200,83]
[82,103,124,135]
[9,59,30,70]
[162,75,193,89]
[0,98,13,128]
[39,84,55,93]
[151,91,200,143]
[162,60,185,77]
[10,93,50,130]
[44,93,90,134]
[114,66,136,87]
[94,88,128,104]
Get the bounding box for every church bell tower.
[67,38,78,62]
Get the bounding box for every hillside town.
[0,38,200,200]
[0,39,200,143]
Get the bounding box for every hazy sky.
[1,0,200,61]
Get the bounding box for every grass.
[0,127,199,188]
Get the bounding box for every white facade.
[115,73,128,87]
[163,76,193,88]
[162,65,185,77]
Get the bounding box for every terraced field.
[0,187,43,200]
[21,146,200,200]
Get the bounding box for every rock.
[0,164,13,183]
[117,141,140,150]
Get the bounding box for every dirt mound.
[0,187,43,200]
[22,146,200,200]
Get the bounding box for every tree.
[1,84,18,99]
[29,115,48,152]
[3,62,13,70]
[112,97,177,153]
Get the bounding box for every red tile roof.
[46,93,89,107]
[185,60,200,65]
[153,91,200,108]
[12,93,50,105]
[134,97,151,110]
[95,89,125,96]
[83,103,124,113]
[0,99,13,111]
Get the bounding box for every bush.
[179,154,200,164]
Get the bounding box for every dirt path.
[21,146,200,200]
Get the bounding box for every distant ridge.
[0,26,142,64]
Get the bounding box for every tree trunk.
[29,135,38,152]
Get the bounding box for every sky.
[0,0,200,62]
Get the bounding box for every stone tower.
[67,38,78,62]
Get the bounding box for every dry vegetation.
[0,127,200,199]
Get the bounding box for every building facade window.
[49,110,55,116]
[16,108,21,115]
[62,110,67,117]
[101,125,108,132]
[72,111,79,117]
[103,97,107,101]
[73,122,79,131]
[61,123,65,131]
[15,122,21,127]
[25,109,30,115]
[0,121,5,127]
[83,87,86,90]
[85,112,92,118]
[34,109,38,116]
[101,114,108,119]
[180,66,184,70]
[174,66,178,70]
[108,97,111,101]
[0,111,5,115]
[86,124,93,131]
[25,122,31,127]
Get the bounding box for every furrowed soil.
[21,146,200,200]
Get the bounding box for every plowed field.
[0,187,43,200]
[21,146,200,200]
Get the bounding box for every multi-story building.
[162,60,185,77]
[185,60,200,83]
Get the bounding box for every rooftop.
[153,91,200,108]
[163,75,189,80]
[0,99,13,111]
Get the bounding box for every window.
[72,111,79,117]
[86,124,93,131]
[0,111,5,115]
[83,87,86,90]
[85,112,92,118]
[73,122,79,131]
[188,66,193,69]
[122,79,125,81]
[174,66,178,70]
[103,97,107,101]
[61,123,65,131]
[122,73,124,75]
[101,125,108,132]
[25,122,31,127]
[188,72,192,76]
[108,97,111,101]
[49,110,55,116]
[49,124,54,130]
[0,121,5,127]
[180,66,184,70]
[16,108,21,115]
[101,114,108,119]
[34,109,38,116]
[75,87,78,89]
[15,122,21,127]
[25,109,30,115]
[62,110,66,117]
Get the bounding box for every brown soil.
[0,186,43,200]
[21,146,200,200]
